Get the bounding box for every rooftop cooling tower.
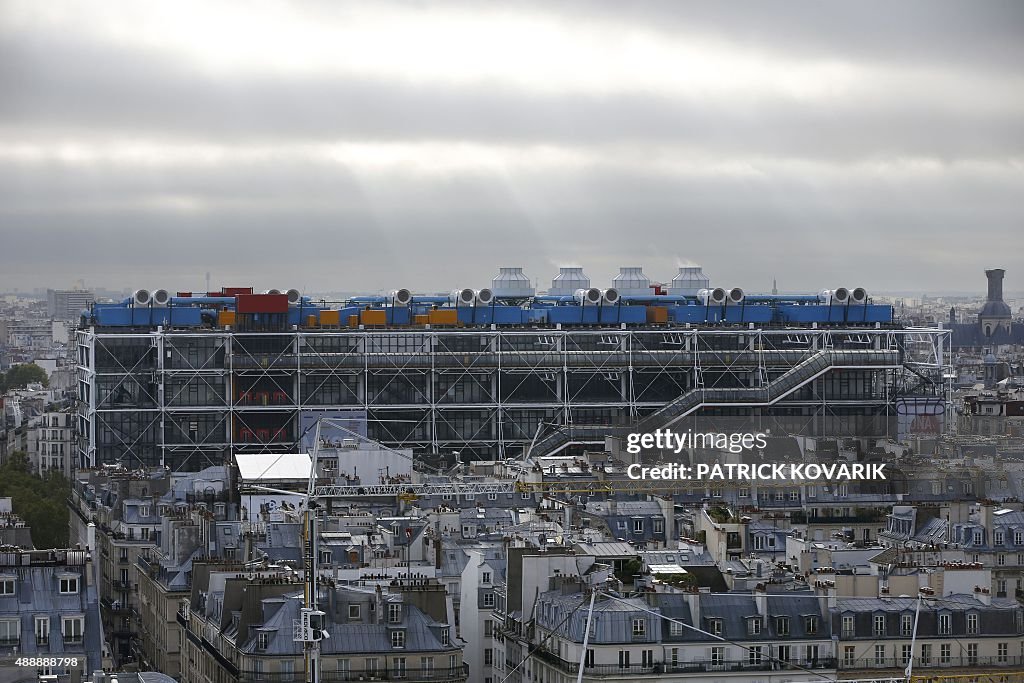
[612,267,651,296]
[491,267,534,298]
[668,266,710,297]
[550,267,590,296]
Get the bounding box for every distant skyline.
[2,1,1022,293]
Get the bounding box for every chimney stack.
[985,269,1005,302]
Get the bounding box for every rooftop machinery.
[86,268,893,330]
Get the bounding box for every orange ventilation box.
[306,315,318,327]
[428,310,458,325]
[646,306,668,323]
[217,310,236,326]
[320,310,341,326]
[360,309,387,326]
[348,315,359,327]
[414,314,430,325]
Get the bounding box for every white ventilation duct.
[132,289,152,306]
[390,289,412,305]
[727,287,745,304]
[286,289,302,304]
[476,288,494,305]
[850,287,868,304]
[602,288,620,305]
[152,289,170,307]
[698,288,727,305]
[821,288,850,304]
[575,288,602,305]
[451,288,476,306]
[265,289,282,295]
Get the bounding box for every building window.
[257,632,268,649]
[585,650,595,668]
[280,660,294,681]
[974,530,983,544]
[901,613,913,636]
[748,646,763,666]
[711,647,724,667]
[748,618,762,636]
[34,617,49,645]
[804,615,817,635]
[874,644,885,666]
[1016,531,1023,546]
[0,578,14,595]
[484,649,493,667]
[940,644,951,664]
[996,531,1004,545]
[642,649,653,667]
[901,644,912,665]
[442,628,450,646]
[938,613,951,635]
[482,572,491,584]
[920,643,931,666]
[967,613,978,635]
[632,618,646,637]
[140,505,150,517]
[388,603,402,624]
[967,643,978,666]
[59,577,79,594]
[873,615,885,636]
[392,657,406,679]
[633,520,644,534]
[739,487,750,498]
[391,630,406,648]
[653,519,664,534]
[482,593,495,608]
[998,642,1008,663]
[61,617,83,644]
[843,646,855,667]
[484,620,493,638]
[842,615,854,638]
[709,618,722,636]
[0,620,19,646]
[778,645,790,662]
[669,647,678,667]
[349,605,360,620]
[617,650,630,668]
[421,657,433,678]
[669,620,683,636]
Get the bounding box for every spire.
[771,278,778,296]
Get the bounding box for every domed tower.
[979,269,1012,338]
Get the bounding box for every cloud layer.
[2,0,1022,294]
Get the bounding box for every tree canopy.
[0,451,70,549]
[1,363,49,391]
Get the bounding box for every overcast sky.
[2,1,1022,295]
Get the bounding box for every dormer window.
[776,617,790,636]
[349,605,361,620]
[967,613,979,635]
[389,603,402,624]
[938,613,951,635]
[391,630,406,648]
[748,618,762,636]
[257,632,269,649]
[482,572,492,584]
[632,618,646,637]
[59,577,79,594]
[805,615,818,635]
[140,505,150,517]
[0,577,15,595]
[995,531,1004,545]
[973,529,983,544]
[708,618,723,636]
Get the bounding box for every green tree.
[2,363,49,390]
[0,451,70,548]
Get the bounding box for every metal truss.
[78,326,950,467]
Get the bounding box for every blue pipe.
[170,296,236,305]
[618,295,693,304]
[411,296,454,304]
[533,296,579,303]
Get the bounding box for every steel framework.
[76,326,950,470]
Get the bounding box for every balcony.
[238,669,468,683]
[532,648,835,676]
[841,655,1022,670]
